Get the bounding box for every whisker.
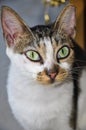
[75,59,86,63]
[66,76,78,81]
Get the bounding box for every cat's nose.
[45,64,59,80]
[48,72,57,80]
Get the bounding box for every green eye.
[25,50,41,62]
[57,46,70,59]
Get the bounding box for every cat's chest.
[7,75,73,130]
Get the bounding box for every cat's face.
[1,5,76,85]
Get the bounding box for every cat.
[1,4,86,130]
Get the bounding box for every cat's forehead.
[14,25,71,53]
[14,25,52,53]
[31,25,68,47]
[31,25,53,38]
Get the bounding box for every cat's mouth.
[37,70,68,85]
[36,78,67,87]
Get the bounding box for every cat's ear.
[1,6,34,47]
[53,5,76,38]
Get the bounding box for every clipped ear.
[53,5,76,38]
[1,6,34,47]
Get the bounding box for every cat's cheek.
[55,71,69,83]
[6,47,13,59]
[31,72,40,81]
[36,76,51,85]
[22,56,45,76]
[60,62,71,70]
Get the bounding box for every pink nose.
[48,72,57,80]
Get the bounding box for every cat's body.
[7,62,73,130]
[7,65,86,130]
[1,5,86,130]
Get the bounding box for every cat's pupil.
[62,48,67,55]
[29,51,35,59]
[31,52,34,58]
[62,49,64,54]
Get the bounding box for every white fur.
[60,62,70,70]
[43,37,54,70]
[7,64,73,130]
[6,39,86,130]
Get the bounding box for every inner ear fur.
[1,6,34,47]
[53,4,76,39]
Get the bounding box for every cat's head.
[1,5,76,85]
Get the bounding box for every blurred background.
[0,0,85,130]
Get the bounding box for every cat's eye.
[25,50,41,62]
[57,46,70,59]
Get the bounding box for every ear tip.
[66,4,76,11]
[1,5,14,15]
[1,6,10,22]
[1,5,9,11]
